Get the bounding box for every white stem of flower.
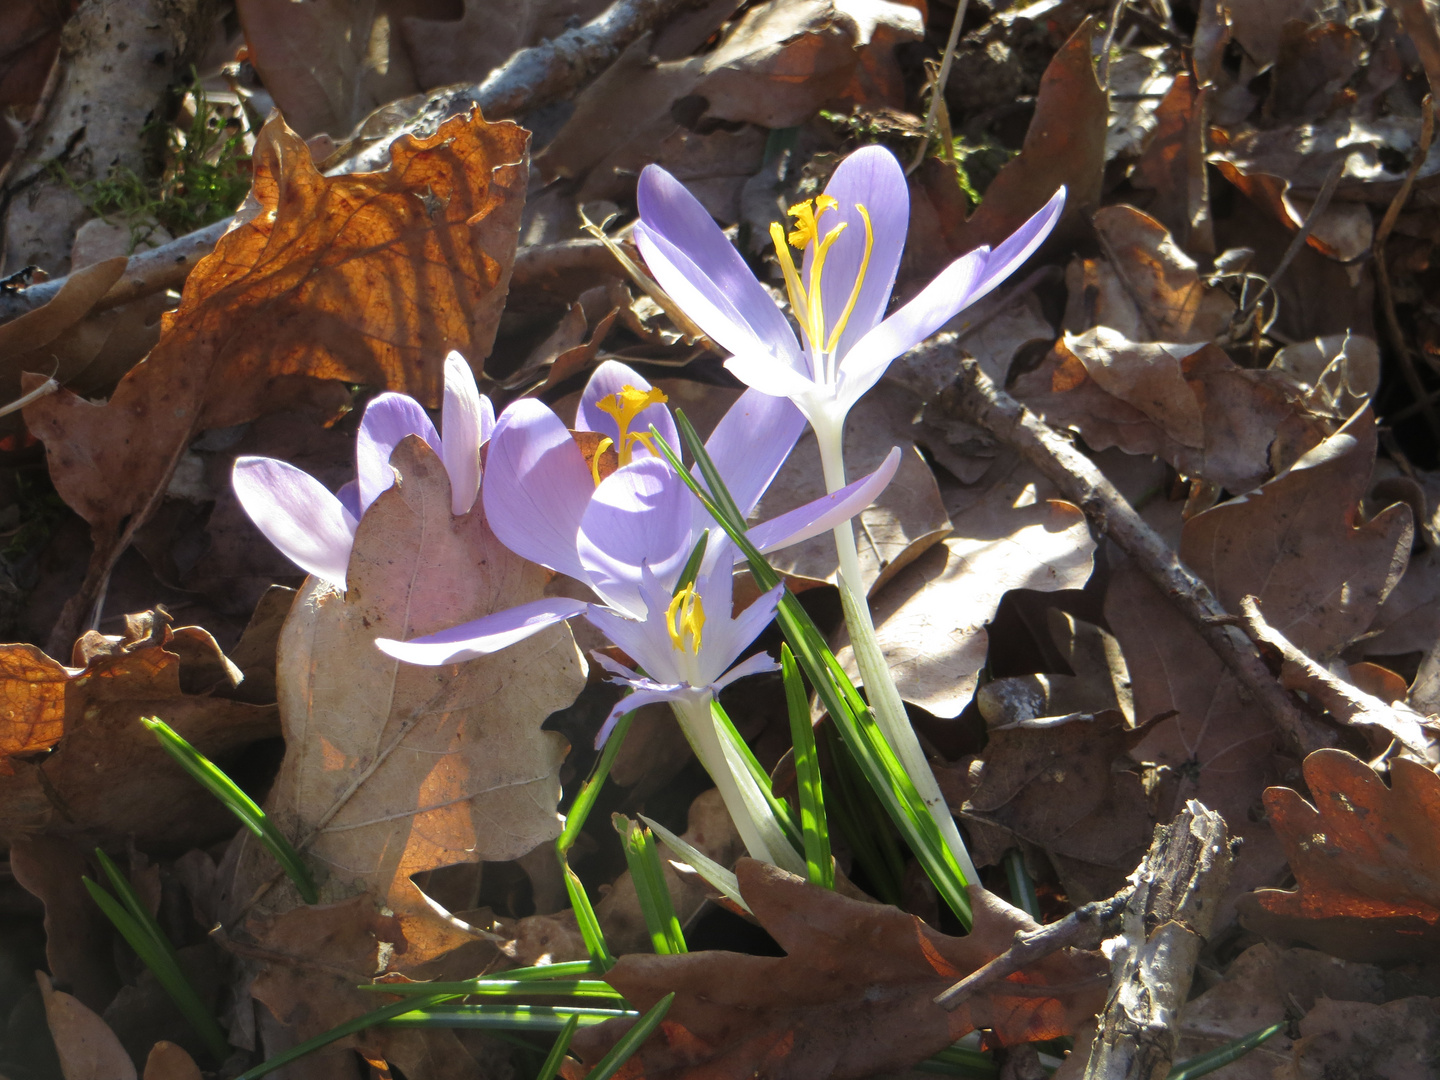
[668,694,805,875]
[811,414,979,886]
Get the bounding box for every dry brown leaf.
[25,108,528,654]
[0,0,70,109]
[1276,996,1440,1080]
[1130,71,1212,254]
[37,970,136,1080]
[1240,749,1440,962]
[571,860,1109,1079]
[222,437,582,962]
[1013,328,1326,494]
[836,459,1095,718]
[141,1042,201,1080]
[0,613,279,848]
[1064,205,1234,343]
[940,711,1166,902]
[1269,333,1380,420]
[9,837,118,1012]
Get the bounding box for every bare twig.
[1385,0,1440,116]
[0,376,56,418]
[1374,95,1439,443]
[1096,0,1129,90]
[935,890,1132,1010]
[907,0,970,175]
[1080,801,1232,1080]
[937,347,1334,757]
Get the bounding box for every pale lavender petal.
[635,221,803,369]
[967,187,1066,301]
[695,578,783,684]
[577,458,694,614]
[374,597,589,666]
[356,393,441,513]
[637,165,798,352]
[583,604,680,685]
[723,351,820,404]
[746,447,902,553]
[576,360,679,461]
[808,145,910,359]
[482,400,593,583]
[704,388,806,520]
[233,456,356,589]
[595,684,686,748]
[441,351,487,515]
[712,651,782,692]
[834,248,988,416]
[337,479,362,522]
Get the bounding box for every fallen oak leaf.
[1239,749,1440,962]
[571,859,1109,1079]
[25,107,528,656]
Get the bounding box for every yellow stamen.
[595,385,669,465]
[806,221,848,351]
[589,436,614,486]
[825,203,874,354]
[786,194,837,250]
[666,583,705,654]
[770,221,812,347]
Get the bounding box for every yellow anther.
[595,385,668,465]
[786,195,838,250]
[589,436,614,486]
[666,583,705,654]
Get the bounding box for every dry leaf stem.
[1079,800,1232,1080]
[938,349,1333,757]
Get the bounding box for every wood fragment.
[1080,800,1232,1080]
[937,348,1334,757]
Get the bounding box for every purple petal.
[336,479,362,522]
[232,456,357,589]
[968,187,1066,301]
[356,393,441,513]
[703,388,806,520]
[576,458,694,614]
[374,597,589,666]
[441,351,490,516]
[746,446,902,553]
[595,684,685,749]
[576,360,679,461]
[694,575,783,684]
[634,220,802,369]
[723,352,820,404]
[834,248,988,415]
[712,650,782,693]
[583,603,679,684]
[808,145,910,360]
[637,165,799,352]
[482,400,593,583]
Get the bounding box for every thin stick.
[938,348,1334,757]
[907,0,970,175]
[1097,0,1129,90]
[0,376,56,418]
[1374,96,1439,442]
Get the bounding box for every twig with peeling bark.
[937,348,1334,757]
[1080,800,1232,1080]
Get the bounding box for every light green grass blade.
[536,1013,581,1080]
[709,697,801,848]
[586,993,675,1080]
[641,814,750,914]
[1168,1022,1286,1080]
[385,1004,638,1030]
[613,815,687,955]
[562,857,615,971]
[360,978,623,999]
[782,644,833,889]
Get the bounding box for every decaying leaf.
[142,1042,202,1080]
[571,860,1109,1079]
[1240,749,1440,962]
[1275,995,1440,1080]
[1012,327,1325,494]
[837,459,1095,718]
[0,612,279,848]
[37,970,136,1080]
[222,438,583,960]
[25,108,528,653]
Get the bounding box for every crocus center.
[593,385,669,474]
[770,195,875,382]
[665,583,705,655]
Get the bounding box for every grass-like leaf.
[385,1004,638,1030]
[361,978,623,999]
[563,858,616,971]
[614,814,688,955]
[710,696,801,847]
[85,851,230,1062]
[142,717,317,903]
[641,814,751,913]
[585,993,675,1080]
[782,644,833,889]
[1167,1022,1286,1080]
[536,1013,581,1080]
[653,416,973,928]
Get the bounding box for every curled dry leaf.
[25,108,528,654]
[1130,71,1212,254]
[0,613,279,848]
[571,860,1109,1080]
[223,438,583,962]
[1013,327,1327,494]
[1275,996,1440,1080]
[1240,749,1440,962]
[37,970,136,1080]
[836,459,1095,718]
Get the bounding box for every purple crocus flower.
[231,352,494,590]
[375,361,900,719]
[632,145,1064,441]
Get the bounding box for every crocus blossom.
[232,352,493,590]
[632,146,1064,438]
[374,361,900,694]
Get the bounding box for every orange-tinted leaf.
[1240,749,1440,962]
[571,860,1108,1080]
[25,108,528,650]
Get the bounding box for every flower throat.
[591,385,668,484]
